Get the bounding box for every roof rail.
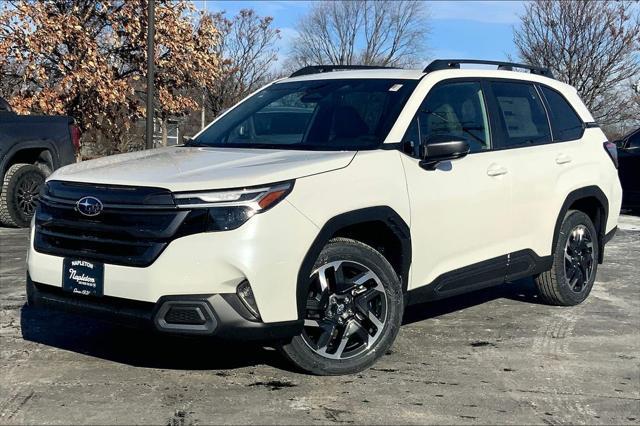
[289,65,397,78]
[423,59,554,79]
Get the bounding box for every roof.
[282,68,426,82]
[280,67,563,85]
[283,59,555,83]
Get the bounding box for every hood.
[49,147,356,191]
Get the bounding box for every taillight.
[603,141,618,168]
[70,125,81,152]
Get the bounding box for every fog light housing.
[237,280,261,319]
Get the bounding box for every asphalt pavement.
[1,216,639,425]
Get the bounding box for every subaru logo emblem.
[76,196,103,217]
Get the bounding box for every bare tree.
[514,0,640,133]
[289,0,429,68]
[207,9,280,117]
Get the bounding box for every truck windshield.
[190,79,417,151]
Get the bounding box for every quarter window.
[490,81,551,148]
[415,81,491,153]
[540,86,584,141]
[627,132,640,150]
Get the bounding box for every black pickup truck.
[0,97,80,227]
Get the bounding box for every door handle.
[487,164,508,177]
[556,154,572,164]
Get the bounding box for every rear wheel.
[535,210,599,306]
[280,238,403,375]
[0,163,46,227]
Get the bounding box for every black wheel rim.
[16,173,42,217]
[563,224,594,293]
[302,260,387,360]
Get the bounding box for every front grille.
[34,180,206,267]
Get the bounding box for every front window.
[191,79,417,151]
[402,81,491,156]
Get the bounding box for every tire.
[280,237,404,375]
[535,210,599,306]
[0,163,46,228]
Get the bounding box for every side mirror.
[419,137,470,170]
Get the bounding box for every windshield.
[190,79,418,151]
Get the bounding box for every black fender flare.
[552,186,609,264]
[295,206,411,319]
[0,140,60,178]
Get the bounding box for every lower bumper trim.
[27,275,303,342]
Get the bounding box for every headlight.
[173,181,293,231]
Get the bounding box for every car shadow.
[20,277,544,371]
[403,277,545,325]
[19,304,294,372]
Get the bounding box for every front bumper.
[27,200,319,324]
[27,275,303,341]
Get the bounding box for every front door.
[401,80,514,298]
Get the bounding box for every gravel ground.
[1,215,639,425]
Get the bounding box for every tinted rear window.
[628,131,640,149]
[540,86,584,141]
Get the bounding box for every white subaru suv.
[27,60,622,375]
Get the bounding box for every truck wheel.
[535,210,599,306]
[280,238,404,375]
[0,163,46,227]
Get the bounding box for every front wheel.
[280,238,404,375]
[535,210,599,306]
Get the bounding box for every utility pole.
[145,0,155,149]
[201,90,206,130]
[200,0,207,131]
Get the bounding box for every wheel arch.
[1,142,59,187]
[552,186,609,264]
[295,206,411,319]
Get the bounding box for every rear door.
[485,80,584,279]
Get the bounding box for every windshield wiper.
[184,139,208,147]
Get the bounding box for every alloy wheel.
[563,224,594,293]
[302,260,388,360]
[16,174,41,217]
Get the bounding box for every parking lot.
[0,216,638,425]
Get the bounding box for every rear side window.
[490,81,551,148]
[627,131,640,150]
[540,86,584,141]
